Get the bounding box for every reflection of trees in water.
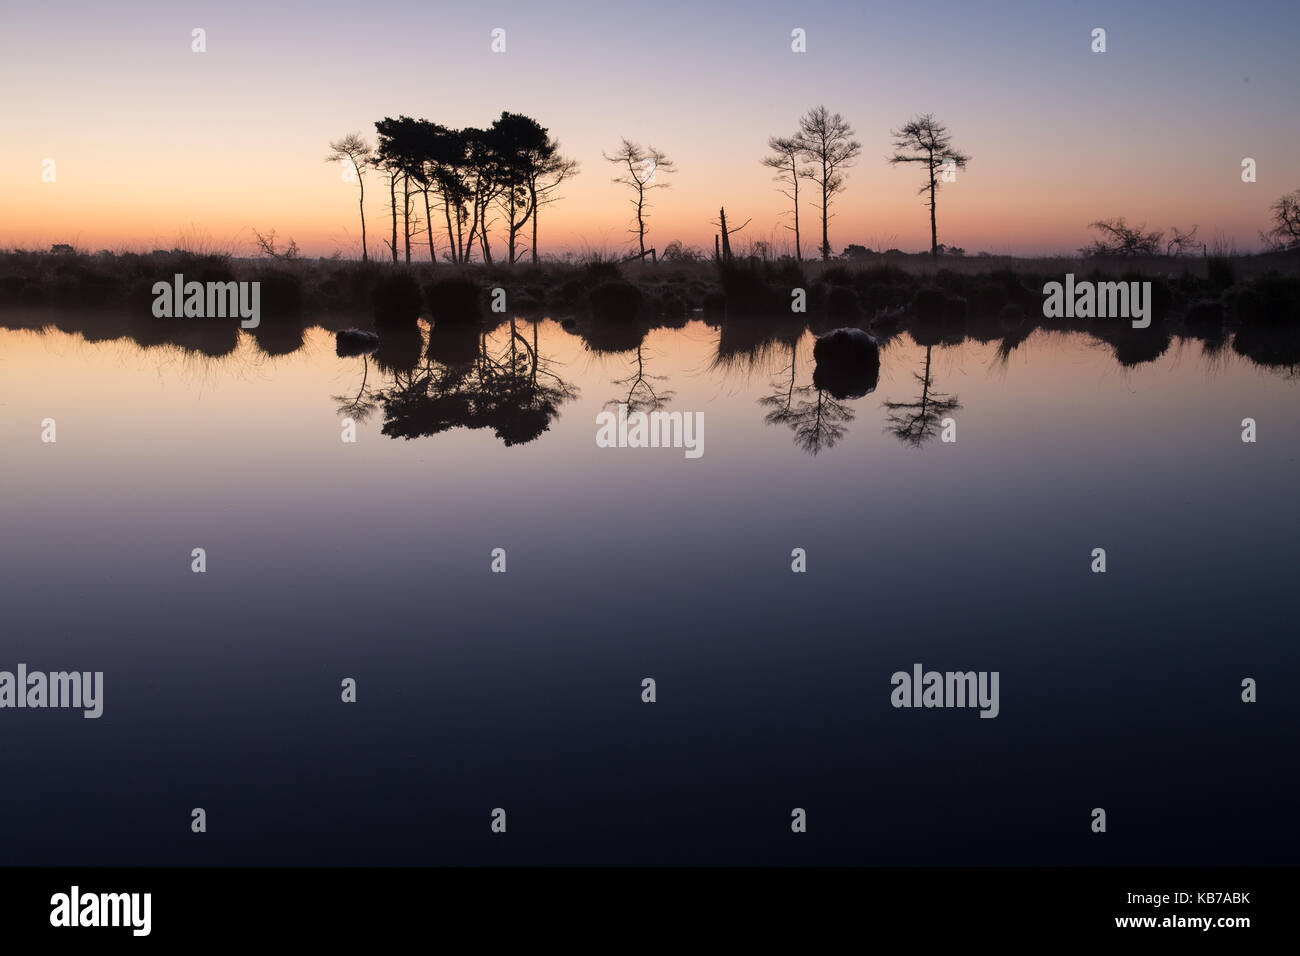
[761,337,803,418]
[332,354,378,422]
[336,317,577,445]
[881,344,961,446]
[607,343,674,414]
[708,315,806,377]
[759,337,856,455]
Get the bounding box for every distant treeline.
[323,106,1300,268]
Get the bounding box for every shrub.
[584,260,622,283]
[1206,256,1235,289]
[1249,274,1300,324]
[821,265,853,287]
[254,270,303,319]
[824,285,860,319]
[424,277,481,323]
[588,279,642,321]
[912,286,949,321]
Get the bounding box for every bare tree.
[252,229,299,261]
[762,135,805,261]
[710,207,751,263]
[889,113,971,260]
[530,148,579,264]
[604,138,676,258]
[325,133,374,262]
[792,106,861,261]
[1262,190,1300,250]
[1166,224,1202,256]
[1079,218,1165,257]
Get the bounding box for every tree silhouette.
[372,154,400,263]
[325,133,374,262]
[343,113,577,265]
[530,146,579,264]
[604,139,676,258]
[1263,190,1300,250]
[888,113,970,260]
[1079,218,1164,257]
[762,135,805,261]
[374,116,426,263]
[1166,224,1202,256]
[461,127,503,264]
[522,124,579,265]
[405,120,464,265]
[488,112,545,265]
[792,106,861,261]
[419,124,472,264]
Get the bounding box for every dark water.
[1,310,1297,865]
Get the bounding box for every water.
[1,310,1296,865]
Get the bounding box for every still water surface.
[1,311,1296,864]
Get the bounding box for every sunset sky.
[2,0,1297,258]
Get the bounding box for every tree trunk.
[357,164,367,263]
[403,173,411,263]
[441,187,457,264]
[929,176,938,259]
[506,191,516,265]
[423,188,436,264]
[529,182,539,264]
[792,168,801,262]
[929,151,938,259]
[453,198,465,264]
[480,216,493,265]
[821,159,830,261]
[389,170,398,263]
[636,186,646,257]
[464,188,480,263]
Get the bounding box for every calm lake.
[1,310,1296,865]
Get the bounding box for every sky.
[2,0,1298,258]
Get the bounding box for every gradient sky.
[2,0,1298,257]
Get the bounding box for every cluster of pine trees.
[327,113,578,266]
